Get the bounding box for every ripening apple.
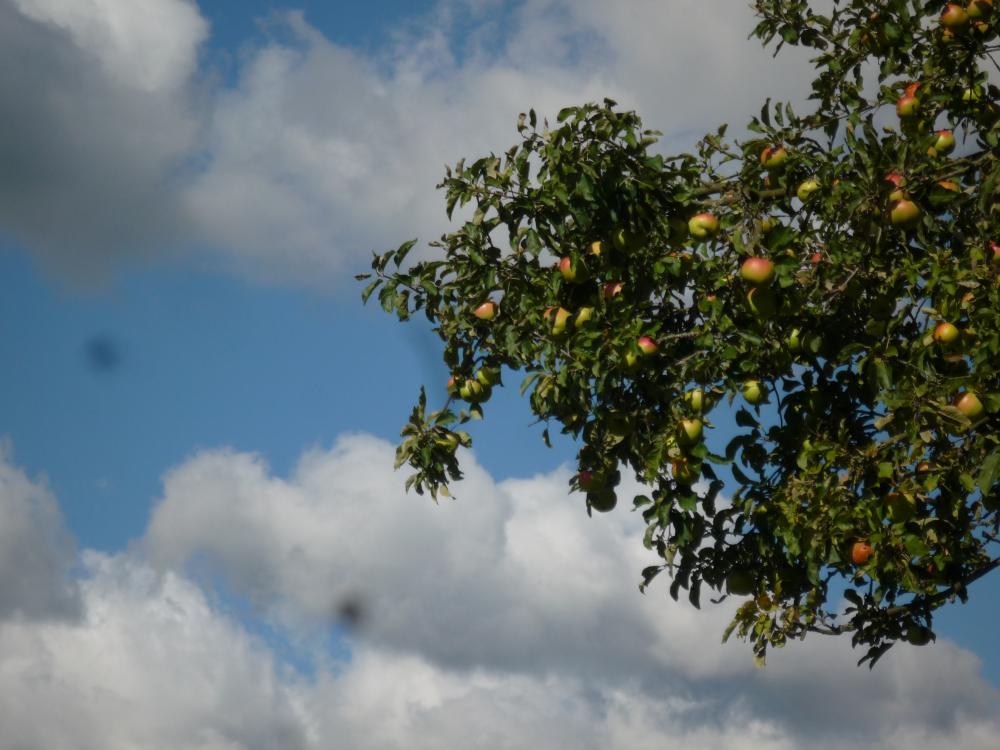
[885,172,906,202]
[932,129,956,155]
[688,212,720,240]
[851,540,873,565]
[637,336,658,356]
[550,307,572,335]
[559,256,586,282]
[990,241,1000,268]
[933,321,960,344]
[671,458,697,485]
[742,380,766,405]
[590,240,604,257]
[968,0,994,19]
[796,178,821,201]
[941,3,970,30]
[739,257,775,286]
[603,281,625,300]
[890,199,921,228]
[760,145,788,171]
[575,307,594,327]
[725,569,755,596]
[678,418,703,446]
[786,328,802,352]
[810,251,823,265]
[896,92,919,118]
[955,391,984,418]
[915,461,932,475]
[474,301,498,320]
[746,286,777,318]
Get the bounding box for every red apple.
[637,336,658,356]
[810,251,823,265]
[933,321,960,344]
[739,257,776,286]
[885,172,906,202]
[851,541,873,565]
[896,93,919,118]
[474,301,498,320]
[603,281,624,300]
[688,212,720,240]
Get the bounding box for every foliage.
[359,0,1000,666]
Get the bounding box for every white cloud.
[0,442,80,621]
[0,440,998,749]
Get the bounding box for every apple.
[810,250,823,265]
[684,388,705,413]
[550,307,572,335]
[915,461,932,475]
[603,281,625,300]
[933,321,960,344]
[624,351,641,372]
[851,540,873,565]
[786,328,802,352]
[954,391,984,418]
[989,241,1000,268]
[968,0,994,19]
[739,257,775,286]
[932,129,956,155]
[678,418,703,446]
[637,336,658,356]
[725,569,755,596]
[896,93,920,118]
[447,375,459,395]
[796,178,821,201]
[435,432,460,452]
[885,172,906,202]
[459,379,485,402]
[760,216,779,233]
[671,458,697,486]
[476,367,501,386]
[474,301,498,320]
[575,307,594,327]
[941,3,970,30]
[760,145,788,171]
[890,199,921,228]
[559,256,586,282]
[906,625,933,646]
[578,470,599,491]
[746,286,777,318]
[590,240,604,257]
[742,380,766,405]
[587,488,617,513]
[688,212,720,240]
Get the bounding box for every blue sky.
[0,1,998,748]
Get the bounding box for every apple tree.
[359,0,1000,666]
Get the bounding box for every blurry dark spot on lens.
[84,334,122,373]
[334,594,367,631]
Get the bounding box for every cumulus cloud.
[0,0,817,285]
[140,434,1000,748]
[0,444,80,620]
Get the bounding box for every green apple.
[435,432,460,453]
[688,212,720,240]
[968,0,993,19]
[787,328,803,352]
[955,391,984,418]
[678,418,703,446]
[906,625,933,646]
[890,199,921,228]
[476,367,501,386]
[684,388,705,413]
[941,3,970,30]
[742,380,766,405]
[796,178,821,201]
[459,379,487,402]
[962,84,985,102]
[575,307,594,327]
[587,488,617,513]
[739,257,775,285]
[474,301,498,320]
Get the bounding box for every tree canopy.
[359,0,1000,666]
